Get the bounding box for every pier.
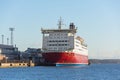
[0,60,34,68]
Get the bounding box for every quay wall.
[0,62,34,68]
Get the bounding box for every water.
[0,64,120,80]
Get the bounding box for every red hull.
[42,52,88,66]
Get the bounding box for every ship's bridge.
[41,22,77,34]
[41,28,77,34]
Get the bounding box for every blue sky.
[0,0,120,59]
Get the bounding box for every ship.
[41,18,88,66]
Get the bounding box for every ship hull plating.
[42,52,88,66]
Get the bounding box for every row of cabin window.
[48,40,68,42]
[48,44,68,46]
[48,47,68,50]
[75,41,81,44]
[76,44,80,47]
[50,33,67,36]
[49,36,68,39]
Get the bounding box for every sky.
[0,0,120,59]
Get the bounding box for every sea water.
[0,64,120,80]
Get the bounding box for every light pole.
[7,38,9,45]
[1,35,4,44]
[9,28,15,46]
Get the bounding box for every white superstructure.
[41,22,88,56]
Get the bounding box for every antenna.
[1,34,4,44]
[58,17,63,29]
[9,28,15,46]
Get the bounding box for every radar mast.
[58,17,63,29]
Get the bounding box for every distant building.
[25,48,41,54]
[0,44,19,60]
[0,44,18,54]
[22,48,42,65]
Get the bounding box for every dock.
[0,60,34,68]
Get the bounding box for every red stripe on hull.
[42,52,88,65]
